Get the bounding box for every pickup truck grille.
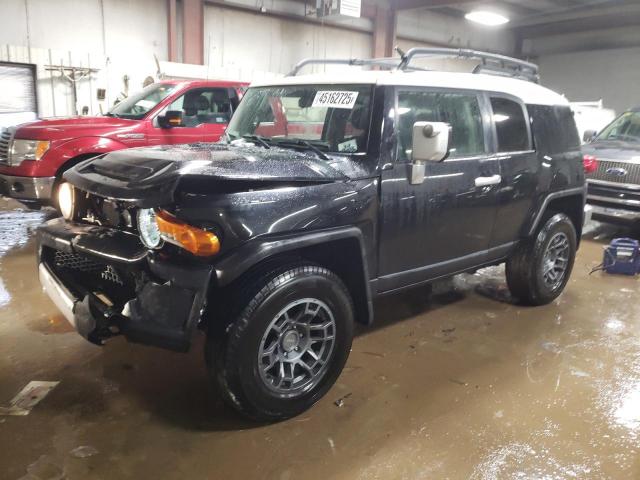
[0,128,13,165]
[586,159,640,187]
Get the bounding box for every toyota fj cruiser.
[36,49,585,421]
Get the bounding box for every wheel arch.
[213,227,374,325]
[54,152,102,180]
[527,187,586,244]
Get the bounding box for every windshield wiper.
[272,139,329,161]
[242,134,271,149]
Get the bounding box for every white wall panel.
[0,0,168,118]
[204,5,372,80]
[538,47,640,114]
[397,9,516,56]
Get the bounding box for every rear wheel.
[206,263,354,421]
[506,213,577,305]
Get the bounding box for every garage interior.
[2,0,640,479]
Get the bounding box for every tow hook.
[74,294,124,346]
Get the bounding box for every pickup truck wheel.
[206,264,354,421]
[506,213,576,306]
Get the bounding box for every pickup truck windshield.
[597,111,640,142]
[108,83,177,120]
[225,84,373,154]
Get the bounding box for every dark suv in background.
[584,107,640,224]
[36,49,586,421]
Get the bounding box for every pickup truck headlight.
[57,182,76,220]
[10,139,50,164]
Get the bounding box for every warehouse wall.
[0,0,518,119]
[203,4,372,77]
[526,26,640,115]
[0,0,168,118]
[537,47,640,115]
[396,9,517,56]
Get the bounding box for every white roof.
[251,70,568,107]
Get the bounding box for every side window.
[529,105,580,154]
[163,88,233,127]
[397,90,485,161]
[490,97,531,152]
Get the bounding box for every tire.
[506,213,577,306]
[206,263,355,421]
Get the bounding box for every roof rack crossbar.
[287,57,400,76]
[397,47,539,83]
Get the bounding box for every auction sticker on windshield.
[312,91,359,109]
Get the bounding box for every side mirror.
[583,129,597,143]
[158,110,183,128]
[409,121,450,185]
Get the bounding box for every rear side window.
[397,90,485,161]
[490,97,531,152]
[529,105,580,154]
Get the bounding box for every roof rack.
[287,47,539,83]
[398,47,539,83]
[287,57,401,76]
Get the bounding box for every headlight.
[57,182,75,220]
[156,210,220,256]
[10,139,50,165]
[137,208,162,249]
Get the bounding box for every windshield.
[108,83,177,120]
[597,111,640,142]
[225,84,373,154]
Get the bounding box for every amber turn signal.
[156,210,220,256]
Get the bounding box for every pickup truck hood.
[65,143,359,207]
[583,140,640,161]
[14,116,139,141]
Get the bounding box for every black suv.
[583,107,640,224]
[36,50,585,421]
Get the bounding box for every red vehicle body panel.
[0,79,247,180]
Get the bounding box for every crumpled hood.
[65,142,362,207]
[583,140,640,161]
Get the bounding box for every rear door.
[377,87,501,291]
[488,95,539,248]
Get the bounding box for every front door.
[147,87,234,146]
[377,88,500,292]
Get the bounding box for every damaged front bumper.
[37,218,213,352]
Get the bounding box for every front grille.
[54,251,124,286]
[54,250,104,273]
[587,159,640,186]
[0,128,13,165]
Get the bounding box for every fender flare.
[213,226,374,324]
[527,186,587,236]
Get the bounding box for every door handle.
[474,175,502,187]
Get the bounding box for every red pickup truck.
[0,79,247,209]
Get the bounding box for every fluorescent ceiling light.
[465,10,509,26]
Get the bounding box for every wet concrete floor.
[1,197,640,479]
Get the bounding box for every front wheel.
[206,264,354,421]
[506,213,577,305]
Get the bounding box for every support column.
[373,6,396,58]
[167,0,179,62]
[182,0,204,65]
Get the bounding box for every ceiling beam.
[517,9,640,38]
[393,0,474,11]
[510,1,638,28]
[500,0,561,12]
